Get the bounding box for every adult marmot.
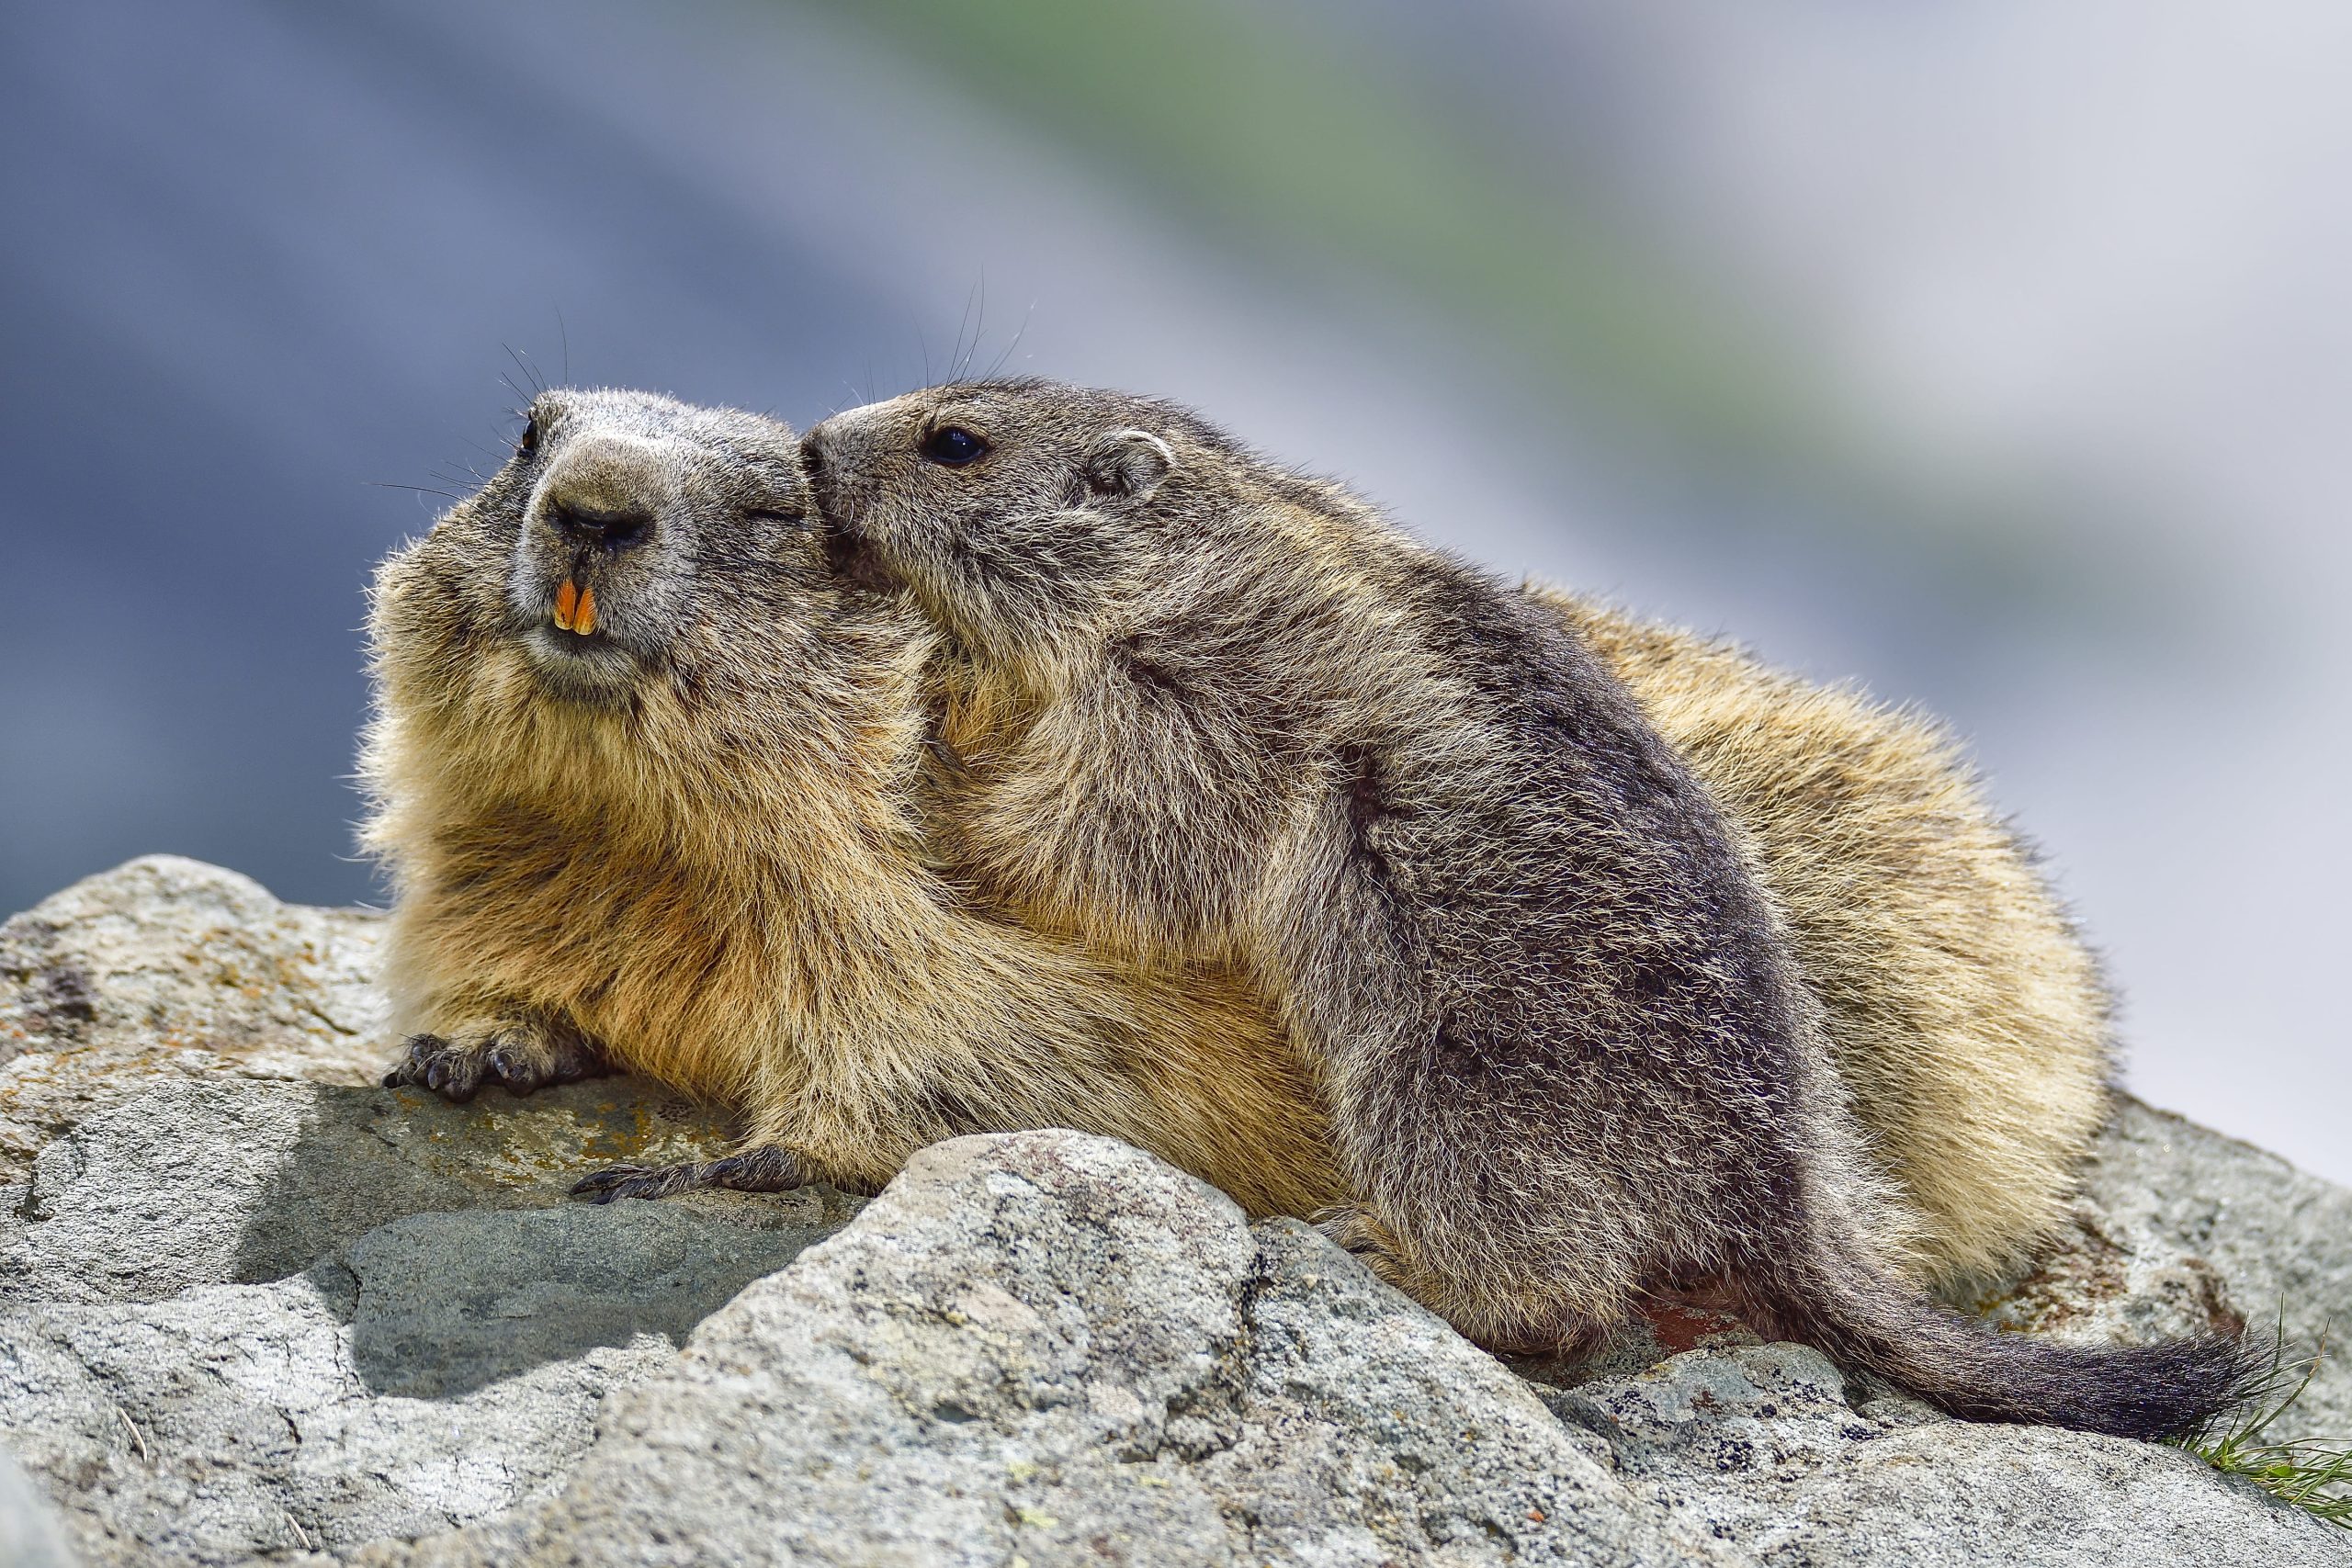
[803,378,2239,1438]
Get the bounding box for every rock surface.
[2,1442,76,1568]
[1,857,2346,1566]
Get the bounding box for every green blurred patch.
[820,0,1804,459]
[809,0,2170,614]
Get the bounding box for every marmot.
[802,378,2244,1438]
[364,387,1343,1218]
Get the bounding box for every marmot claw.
[382,1019,613,1103]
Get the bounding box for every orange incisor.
[552,580,597,636]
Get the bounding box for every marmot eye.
[922,426,989,468]
[516,416,541,458]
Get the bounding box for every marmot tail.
[1743,1213,2260,1440]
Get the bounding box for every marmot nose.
[548,499,653,550]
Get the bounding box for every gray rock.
[0,1195,851,1565]
[0,861,855,1566]
[0,858,756,1314]
[363,1133,1738,1568]
[0,856,388,1185]
[0,1443,77,1568]
[3,857,2348,1566]
[4,1077,755,1311]
[1556,1343,2345,1566]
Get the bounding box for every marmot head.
[369,388,926,819]
[805,378,1223,664]
[375,388,820,705]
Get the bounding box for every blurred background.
[3,0,2345,1179]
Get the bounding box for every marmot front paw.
[569,1145,807,1203]
[382,1014,615,1103]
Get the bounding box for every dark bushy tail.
[1740,1220,2262,1441]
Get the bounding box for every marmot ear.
[1081,429,1175,503]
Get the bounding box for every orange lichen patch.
[1975,1219,2132,1332]
[576,1092,714,1164]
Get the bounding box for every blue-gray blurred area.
[3,0,2346,1178]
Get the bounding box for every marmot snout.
[508,425,699,697]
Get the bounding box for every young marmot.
[803,378,2243,1438]
[364,387,1343,1218]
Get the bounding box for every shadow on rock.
[12,1078,470,1306]
[283,1077,862,1398]
[8,1069,841,1318]
[226,1074,744,1291]
[336,1198,843,1398]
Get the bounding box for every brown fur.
[368,383,2153,1431]
[369,392,2108,1294]
[363,388,1340,1218]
